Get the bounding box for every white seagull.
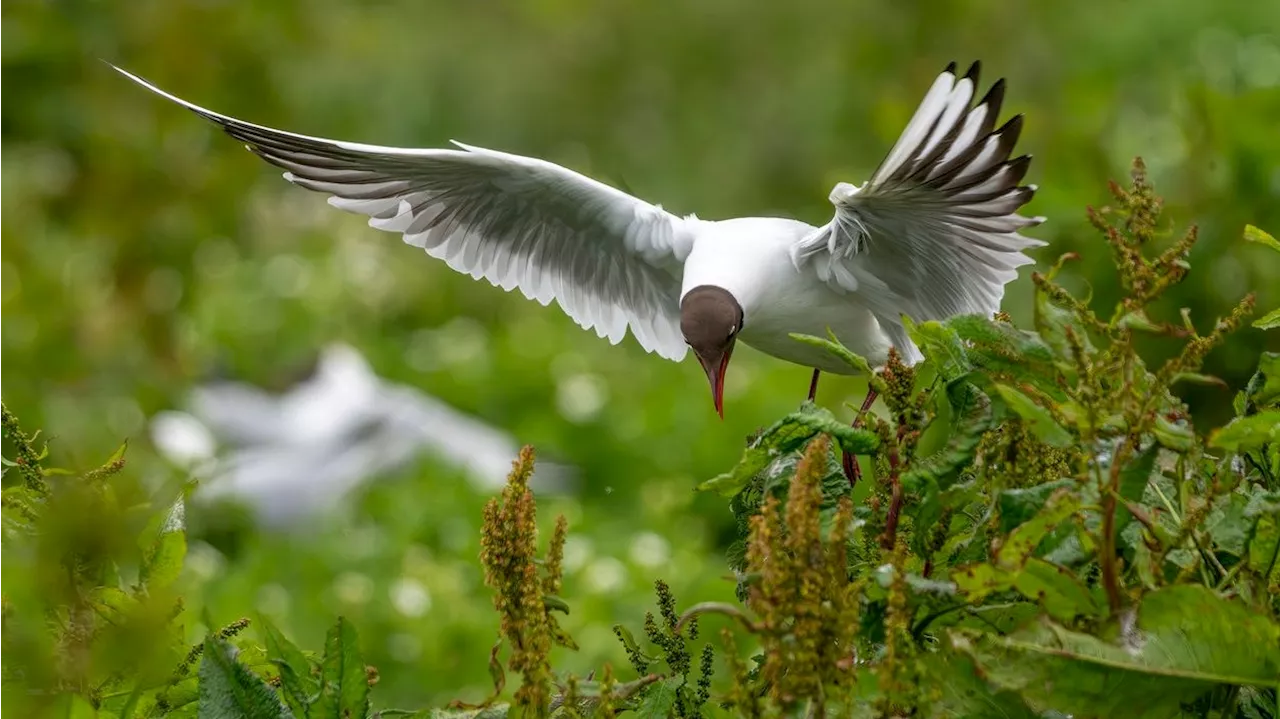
[114,61,1044,473]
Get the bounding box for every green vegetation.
[5,162,1278,717]
[5,3,1280,716]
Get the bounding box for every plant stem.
[880,426,904,551]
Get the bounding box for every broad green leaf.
[1245,490,1280,578]
[1152,414,1195,452]
[789,332,874,375]
[311,617,370,719]
[1244,224,1280,252]
[998,480,1075,534]
[259,616,318,716]
[1117,308,1164,333]
[919,648,1037,719]
[996,489,1080,570]
[1254,306,1280,330]
[1012,557,1101,621]
[1114,444,1157,545]
[903,381,993,493]
[141,498,187,590]
[1206,492,1250,556]
[426,706,510,718]
[1210,410,1280,452]
[699,405,877,497]
[632,677,680,719]
[956,585,1280,718]
[1244,353,1280,410]
[952,563,1014,603]
[992,384,1073,448]
[903,317,970,381]
[1170,372,1228,389]
[198,634,293,719]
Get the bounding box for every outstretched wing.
[114,66,696,360]
[791,61,1045,362]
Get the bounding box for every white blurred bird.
[151,344,572,526]
[118,61,1044,479]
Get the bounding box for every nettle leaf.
[1245,490,1280,577]
[919,646,1038,719]
[904,317,970,380]
[1206,492,1251,556]
[1114,444,1158,545]
[312,617,370,719]
[903,381,993,494]
[996,489,1080,570]
[699,404,877,497]
[992,384,1073,448]
[998,480,1075,534]
[141,498,187,590]
[632,677,680,719]
[426,706,510,718]
[947,315,1064,400]
[789,332,874,375]
[1152,415,1195,452]
[1012,558,1101,621]
[1255,306,1280,331]
[259,616,319,716]
[1210,410,1280,453]
[198,634,293,719]
[956,585,1280,717]
[1244,224,1280,253]
[1244,352,1280,411]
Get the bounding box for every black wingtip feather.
[963,61,981,86]
[1005,155,1032,186]
[944,61,958,75]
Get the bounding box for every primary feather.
[111,65,695,361]
[791,61,1045,362]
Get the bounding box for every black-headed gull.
[114,62,1043,441]
[151,343,571,526]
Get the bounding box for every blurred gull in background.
[150,343,572,526]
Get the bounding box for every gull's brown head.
[680,285,744,419]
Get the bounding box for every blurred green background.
[3,0,1279,710]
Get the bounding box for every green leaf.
[1254,306,1280,330]
[903,381,993,494]
[141,498,187,590]
[1012,558,1101,621]
[198,634,293,719]
[919,647,1038,718]
[997,480,1075,534]
[311,617,370,719]
[1114,444,1158,545]
[1170,372,1228,389]
[952,563,1014,603]
[699,404,877,497]
[992,384,1073,448]
[1244,224,1280,253]
[1152,414,1195,452]
[903,317,970,381]
[259,616,319,717]
[426,706,510,718]
[1244,353,1280,410]
[1210,410,1280,452]
[996,489,1080,570]
[632,677,680,719]
[956,585,1280,717]
[789,332,874,375]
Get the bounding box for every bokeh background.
[4,0,1279,709]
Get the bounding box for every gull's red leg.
[841,388,879,486]
[807,368,821,402]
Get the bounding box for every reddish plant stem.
[1099,437,1136,614]
[879,427,904,551]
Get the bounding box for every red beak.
[696,343,734,419]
